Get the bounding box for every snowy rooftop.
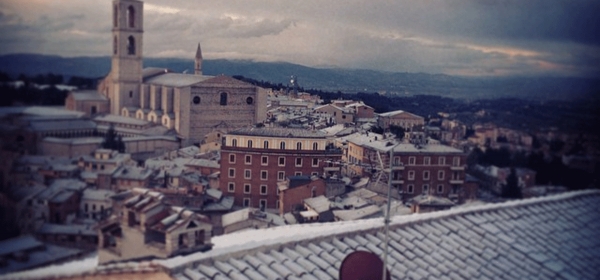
[144,72,213,87]
[165,190,600,280]
[10,190,600,279]
[228,127,328,139]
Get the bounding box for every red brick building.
[362,142,470,202]
[220,127,342,210]
[278,176,326,215]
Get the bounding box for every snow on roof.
[377,109,423,119]
[70,90,108,101]
[22,190,600,280]
[0,235,43,257]
[332,204,381,221]
[156,189,600,279]
[29,119,96,132]
[0,106,85,119]
[227,127,327,139]
[82,188,115,201]
[144,73,213,87]
[94,114,149,126]
[303,195,330,213]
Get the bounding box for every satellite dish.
[339,250,390,280]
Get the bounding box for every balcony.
[391,163,405,170]
[450,165,465,171]
[450,179,464,184]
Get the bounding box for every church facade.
[92,0,266,145]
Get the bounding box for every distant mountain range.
[1,53,598,101]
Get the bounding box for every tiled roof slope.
[166,190,600,280]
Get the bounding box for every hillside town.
[0,0,599,279]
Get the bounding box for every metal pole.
[382,143,397,280]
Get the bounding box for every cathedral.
[72,0,267,146]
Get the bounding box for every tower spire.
[195,43,203,75]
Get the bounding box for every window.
[243,198,250,207]
[296,142,302,150]
[394,157,401,166]
[312,158,319,167]
[438,157,446,165]
[295,158,302,167]
[453,157,461,166]
[91,106,97,115]
[311,172,319,176]
[408,171,415,180]
[295,172,302,176]
[261,156,268,165]
[229,154,235,163]
[246,97,254,104]
[280,142,286,149]
[407,184,414,194]
[245,155,251,164]
[409,156,416,165]
[259,199,267,210]
[424,157,430,165]
[247,140,253,148]
[113,5,118,27]
[312,142,318,150]
[263,141,269,149]
[127,36,135,55]
[423,171,430,180]
[220,92,228,105]
[437,184,444,194]
[228,168,235,178]
[261,171,268,180]
[193,96,201,104]
[113,36,117,54]
[127,6,135,28]
[231,139,237,147]
[244,169,251,179]
[423,184,430,194]
[278,157,285,166]
[260,185,267,195]
[438,170,445,180]
[244,184,251,194]
[228,183,235,193]
[278,171,285,181]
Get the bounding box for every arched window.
[279,141,285,150]
[312,142,318,150]
[113,36,118,55]
[220,92,227,105]
[127,36,135,55]
[231,139,237,147]
[247,140,253,148]
[127,6,135,28]
[263,141,269,149]
[296,142,302,150]
[113,5,118,27]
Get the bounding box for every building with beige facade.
[377,109,425,130]
[68,0,267,146]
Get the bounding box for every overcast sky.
[0,0,599,77]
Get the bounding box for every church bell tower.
[110,0,143,115]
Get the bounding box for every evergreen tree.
[502,167,522,199]
[101,125,120,151]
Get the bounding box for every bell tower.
[110,0,143,115]
[195,43,203,75]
